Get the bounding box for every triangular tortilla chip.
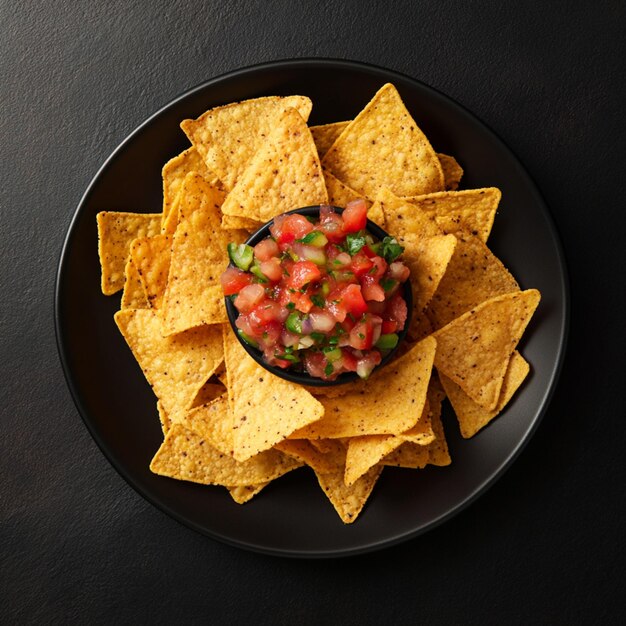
[150,423,302,487]
[274,439,339,474]
[222,329,324,462]
[433,289,540,410]
[322,169,384,226]
[400,188,501,243]
[425,234,520,330]
[120,258,149,310]
[220,214,262,231]
[381,443,430,468]
[440,350,530,438]
[292,336,436,439]
[310,121,350,157]
[437,153,463,191]
[322,83,444,198]
[374,187,442,239]
[228,483,269,504]
[114,309,224,417]
[130,234,172,309]
[221,107,327,222]
[181,95,312,190]
[156,400,171,436]
[97,211,161,294]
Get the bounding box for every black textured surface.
[2,1,624,624]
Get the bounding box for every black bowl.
[224,205,413,386]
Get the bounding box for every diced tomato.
[326,291,347,322]
[367,300,386,315]
[361,275,385,302]
[318,206,345,243]
[259,257,282,282]
[362,245,377,259]
[233,284,265,313]
[382,319,398,334]
[350,251,374,277]
[221,267,253,295]
[369,256,387,279]
[340,315,356,333]
[295,291,313,314]
[342,199,368,233]
[249,300,287,332]
[349,315,375,350]
[341,284,368,315]
[270,214,313,244]
[388,261,410,282]
[385,293,408,329]
[303,351,328,379]
[257,321,282,349]
[340,349,358,371]
[254,238,279,261]
[286,261,321,290]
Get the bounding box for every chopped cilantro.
[310,332,325,342]
[324,363,334,376]
[345,231,367,255]
[310,294,325,308]
[380,236,404,262]
[380,277,397,292]
[286,302,295,310]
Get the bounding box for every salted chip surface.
[426,234,520,330]
[322,83,444,198]
[437,153,464,191]
[97,211,161,294]
[400,233,457,340]
[292,336,436,439]
[156,400,171,436]
[440,351,530,438]
[310,121,349,157]
[130,234,172,309]
[181,95,312,190]
[114,309,224,418]
[220,214,262,232]
[274,439,338,475]
[223,330,324,462]
[228,483,269,504]
[150,423,302,487]
[161,147,222,230]
[425,378,451,466]
[120,259,149,310]
[375,187,442,240]
[221,107,327,222]
[382,443,430,468]
[400,188,501,243]
[433,289,540,410]
[175,394,234,455]
[190,380,227,408]
[322,170,384,226]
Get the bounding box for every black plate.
[55,59,569,558]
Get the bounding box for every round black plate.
[55,59,568,558]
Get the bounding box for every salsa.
[221,200,410,381]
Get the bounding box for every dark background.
[2,1,624,624]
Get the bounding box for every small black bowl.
[224,205,413,386]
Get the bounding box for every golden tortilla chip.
[316,464,382,524]
[322,169,385,226]
[310,121,350,157]
[175,394,233,455]
[181,95,312,190]
[293,336,436,439]
[400,188,501,243]
[228,483,269,504]
[437,153,463,191]
[129,234,172,309]
[433,289,540,410]
[190,380,227,408]
[221,107,327,222]
[220,214,262,232]
[440,351,530,438]
[400,233,457,340]
[150,423,302,487]
[274,439,339,474]
[157,400,171,436]
[308,439,344,454]
[375,187,442,240]
[114,309,224,418]
[425,234,520,330]
[381,443,430,468]
[322,84,444,198]
[222,330,324,462]
[97,211,161,295]
[120,258,149,310]
[161,148,222,230]
[425,378,451,466]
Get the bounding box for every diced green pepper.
[250,264,269,283]
[237,329,259,348]
[321,282,330,296]
[323,347,343,362]
[227,243,254,270]
[300,230,328,247]
[285,312,303,334]
[375,333,399,350]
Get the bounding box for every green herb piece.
[323,347,342,362]
[321,283,330,296]
[380,277,397,292]
[286,302,295,310]
[380,236,404,263]
[310,332,325,342]
[310,294,325,308]
[275,352,301,363]
[285,312,303,334]
[324,363,334,376]
[227,243,254,270]
[345,231,367,255]
[250,264,269,283]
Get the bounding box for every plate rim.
[54,57,570,558]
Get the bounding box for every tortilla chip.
[150,423,302,486]
[221,107,327,222]
[433,289,540,410]
[310,121,350,157]
[114,309,224,418]
[322,84,444,198]
[274,439,339,474]
[400,188,501,243]
[190,380,227,408]
[308,439,344,455]
[316,464,382,524]
[222,330,324,462]
[400,233,457,340]
[425,378,451,466]
[228,483,269,504]
[174,394,234,454]
[162,148,222,230]
[425,234,520,330]
[181,95,313,190]
[129,234,172,309]
[437,153,463,191]
[220,214,262,232]
[375,187,442,239]
[381,443,430,468]
[293,336,436,439]
[440,350,530,438]
[162,173,246,334]
[97,211,161,294]
[120,258,149,310]
[157,400,171,436]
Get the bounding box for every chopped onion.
[300,315,314,335]
[309,311,336,332]
[297,336,315,349]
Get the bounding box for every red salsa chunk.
[221,200,410,380]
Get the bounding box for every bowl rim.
[223,204,413,386]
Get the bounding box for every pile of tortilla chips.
[96,84,540,523]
